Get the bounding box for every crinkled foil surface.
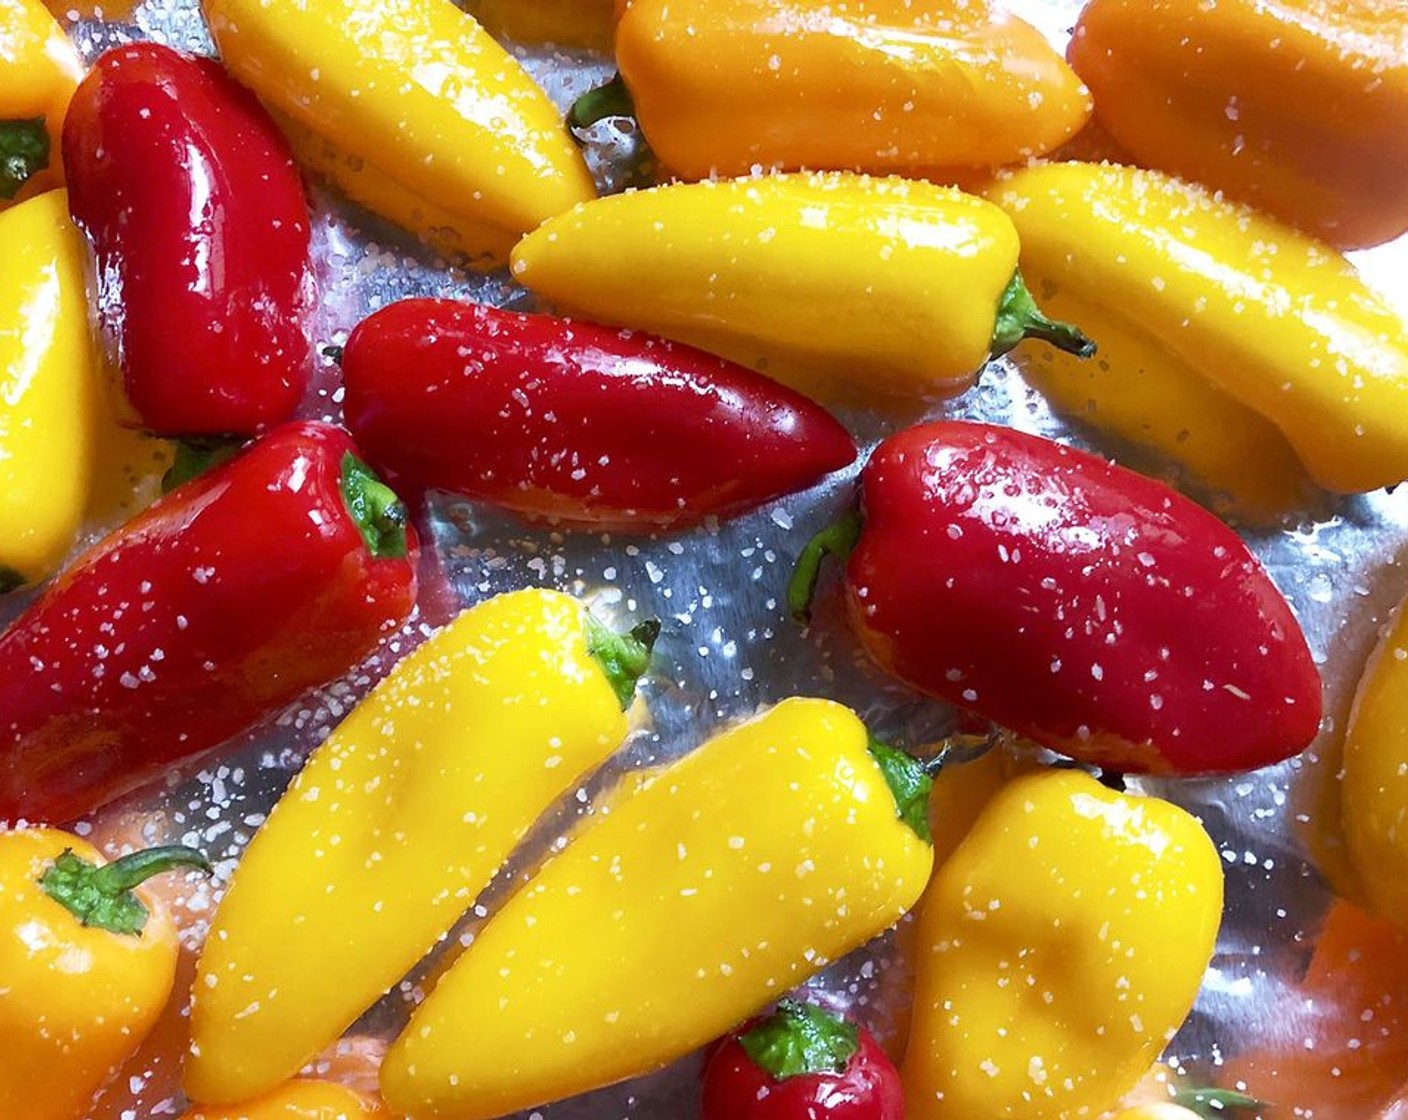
[9,0,1408,1116]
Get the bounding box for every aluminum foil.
[14,1,1408,1117]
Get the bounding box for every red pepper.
[341,299,857,530]
[63,43,313,438]
[0,421,418,824]
[790,420,1321,775]
[700,1001,904,1120]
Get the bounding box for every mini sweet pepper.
[0,422,419,824]
[186,588,657,1104]
[202,0,595,268]
[341,299,857,529]
[579,0,1090,180]
[465,0,613,50]
[902,769,1223,1119]
[1342,590,1408,929]
[0,190,96,592]
[791,420,1321,775]
[987,161,1408,495]
[380,697,935,1120]
[1069,0,1408,250]
[0,0,81,205]
[0,828,209,1120]
[511,173,1093,407]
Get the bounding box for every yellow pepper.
[0,190,97,592]
[582,0,1089,181]
[180,1079,385,1119]
[511,173,1093,407]
[902,769,1223,1120]
[0,828,209,1120]
[202,0,596,270]
[380,697,935,1120]
[0,0,81,206]
[186,589,656,1105]
[1107,1108,1201,1120]
[465,0,614,51]
[988,161,1408,495]
[1069,0,1408,251]
[1342,589,1408,929]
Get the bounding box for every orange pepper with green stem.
[574,0,1090,181]
[1069,0,1408,250]
[0,828,209,1120]
[0,0,82,205]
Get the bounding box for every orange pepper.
[590,0,1090,180]
[1069,0,1408,249]
[1219,900,1408,1118]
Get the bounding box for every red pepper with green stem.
[341,299,857,531]
[701,1001,904,1120]
[790,420,1321,775]
[0,421,417,824]
[63,42,314,439]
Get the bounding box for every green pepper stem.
[585,614,660,710]
[0,118,49,200]
[920,729,1003,777]
[1173,1088,1267,1119]
[162,437,244,493]
[567,73,636,131]
[0,565,24,595]
[340,453,410,560]
[787,510,862,625]
[40,845,212,937]
[990,271,1096,360]
[867,737,934,844]
[739,1000,860,1081]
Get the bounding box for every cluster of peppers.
[3,0,1408,1117]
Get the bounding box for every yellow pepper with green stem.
[201,0,596,269]
[0,0,82,205]
[902,769,1223,1119]
[186,588,657,1105]
[0,190,97,592]
[511,173,1093,408]
[380,696,935,1120]
[578,0,1090,181]
[987,161,1408,495]
[0,828,209,1120]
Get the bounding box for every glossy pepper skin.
[187,588,655,1105]
[598,0,1090,180]
[1069,0,1408,250]
[380,697,935,1120]
[1341,590,1408,929]
[0,829,209,1120]
[988,162,1408,495]
[180,1080,385,1118]
[0,0,82,204]
[700,1002,905,1120]
[465,0,613,50]
[0,421,418,824]
[63,43,313,438]
[902,770,1223,1119]
[512,173,1093,407]
[0,191,96,592]
[202,0,595,270]
[805,420,1320,775]
[342,299,857,530]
